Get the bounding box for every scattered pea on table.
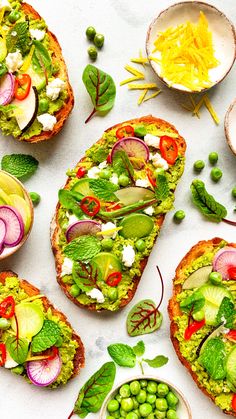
[193,160,205,172]
[210,167,222,182]
[174,210,185,223]
[208,152,218,165]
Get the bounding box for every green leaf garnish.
[143,355,169,368]
[6,22,30,55]
[6,336,28,364]
[1,154,39,180]
[31,320,61,353]
[199,337,226,380]
[216,297,236,329]
[72,261,102,292]
[32,40,52,78]
[64,236,101,261]
[154,174,170,201]
[190,179,227,222]
[133,340,145,357]
[89,178,119,201]
[107,343,136,368]
[112,150,135,182]
[126,299,163,337]
[180,290,205,314]
[58,189,83,218]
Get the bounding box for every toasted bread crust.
[16,2,74,143]
[51,115,186,312]
[168,238,236,417]
[0,270,85,381]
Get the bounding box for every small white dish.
[146,1,236,93]
[225,99,236,157]
[100,375,192,419]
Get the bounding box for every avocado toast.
[0,0,74,143]
[51,115,186,312]
[169,238,236,416]
[0,270,84,387]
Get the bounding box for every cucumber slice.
[199,284,233,326]
[115,187,155,206]
[72,178,93,197]
[119,214,154,239]
[183,266,212,290]
[92,252,122,280]
[11,303,44,340]
[226,347,236,386]
[27,65,46,91]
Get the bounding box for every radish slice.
[0,218,6,254]
[0,73,15,105]
[26,353,62,387]
[66,220,101,242]
[213,247,236,280]
[111,137,149,167]
[0,205,24,247]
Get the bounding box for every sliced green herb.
[1,154,39,179]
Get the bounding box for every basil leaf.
[107,343,136,368]
[155,174,170,201]
[1,154,38,180]
[64,236,101,261]
[73,261,102,292]
[89,179,119,201]
[82,64,116,123]
[216,297,236,329]
[6,22,30,55]
[59,189,83,218]
[191,179,227,222]
[180,291,205,314]
[31,320,61,353]
[143,355,169,368]
[74,362,116,417]
[6,336,28,364]
[133,341,145,357]
[127,300,163,337]
[32,40,52,77]
[199,337,226,380]
[112,150,134,182]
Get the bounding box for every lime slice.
[0,172,24,197]
[72,178,93,197]
[119,214,154,239]
[226,347,236,386]
[11,303,44,340]
[0,188,12,205]
[27,65,46,91]
[92,252,122,280]
[199,284,233,326]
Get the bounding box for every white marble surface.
[0,0,236,418]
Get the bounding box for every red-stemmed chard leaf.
[72,261,102,292]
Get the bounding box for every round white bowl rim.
[224,98,236,157]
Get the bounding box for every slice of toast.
[168,238,236,417]
[51,115,186,312]
[0,270,85,387]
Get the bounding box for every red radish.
[111,137,149,167]
[213,247,236,280]
[0,206,24,247]
[66,220,101,242]
[26,353,62,387]
[0,218,6,254]
[0,73,15,105]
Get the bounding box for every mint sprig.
[64,236,101,261]
[31,320,61,353]
[1,154,39,180]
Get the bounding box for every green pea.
[55,335,63,347]
[147,381,157,394]
[111,411,120,419]
[173,210,185,223]
[192,309,205,322]
[107,287,118,301]
[146,394,156,404]
[86,26,96,40]
[147,414,155,419]
[157,383,169,397]
[194,160,205,171]
[154,168,165,178]
[120,384,131,398]
[118,174,130,187]
[208,152,218,165]
[155,399,168,412]
[136,390,147,404]
[101,238,114,251]
[133,409,141,418]
[121,398,134,412]
[11,365,24,375]
[126,413,139,419]
[140,380,148,388]
[166,392,178,408]
[132,397,139,409]
[154,410,166,419]
[139,403,153,417]
[70,284,81,297]
[0,62,7,77]
[30,192,41,206]
[88,46,98,61]
[108,400,120,412]
[166,410,178,419]
[0,318,11,330]
[99,169,111,180]
[135,239,146,252]
[116,394,122,403]
[209,271,222,285]
[94,33,104,48]
[107,416,114,419]
[8,10,21,23]
[120,408,127,418]
[211,167,222,182]
[39,98,50,113]
[134,125,147,138]
[232,187,236,198]
[130,381,141,395]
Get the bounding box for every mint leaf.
[6,22,30,55]
[31,320,61,353]
[143,355,168,368]
[6,336,28,364]
[191,179,227,222]
[155,174,170,201]
[112,150,134,182]
[1,154,39,179]
[199,337,226,380]
[133,341,145,357]
[64,236,101,261]
[73,261,102,292]
[59,189,83,218]
[89,179,119,201]
[216,297,236,329]
[107,343,136,368]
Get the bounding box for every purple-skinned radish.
[111,137,149,168]
[0,206,24,247]
[0,218,6,254]
[66,220,101,242]
[213,247,236,280]
[0,73,15,105]
[26,353,62,387]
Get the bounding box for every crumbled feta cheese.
[0,0,11,11]
[122,245,135,267]
[101,222,117,239]
[29,29,45,41]
[67,213,79,226]
[61,257,73,276]
[135,178,150,188]
[87,166,100,179]
[151,152,169,170]
[37,113,57,131]
[110,173,119,185]
[5,50,23,73]
[46,78,66,101]
[98,160,108,169]
[144,206,154,216]
[86,288,105,303]
[5,353,18,369]
[144,134,160,149]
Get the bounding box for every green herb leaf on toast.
[216,297,236,329]
[112,150,134,182]
[1,154,39,179]
[127,299,163,337]
[143,355,169,368]
[58,189,83,218]
[6,22,30,55]
[133,340,145,357]
[6,336,28,364]
[107,343,136,368]
[191,179,227,222]
[89,178,119,201]
[155,174,170,201]
[199,337,226,380]
[64,236,101,261]
[180,290,205,314]
[31,320,61,353]
[32,40,52,77]
[72,261,102,292]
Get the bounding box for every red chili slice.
[160,136,178,165]
[0,296,15,319]
[232,394,236,411]
[226,330,236,342]
[116,125,135,139]
[80,196,101,217]
[14,74,31,100]
[106,154,112,164]
[184,319,205,340]
[146,167,156,187]
[228,267,236,280]
[105,202,122,212]
[106,272,122,287]
[76,167,87,178]
[0,343,6,367]
[46,346,59,361]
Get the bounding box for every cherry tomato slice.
[184,319,205,340]
[76,167,87,178]
[228,267,236,280]
[160,136,178,165]
[80,196,101,217]
[14,74,31,100]
[146,167,156,187]
[116,125,135,139]
[226,330,236,342]
[107,272,122,287]
[0,343,6,367]
[0,296,15,319]
[232,394,236,411]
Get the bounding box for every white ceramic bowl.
[146,1,236,93]
[225,99,236,157]
[0,170,34,260]
[100,375,192,419]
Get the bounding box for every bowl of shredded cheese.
[146,1,236,93]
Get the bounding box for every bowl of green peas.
[100,376,192,419]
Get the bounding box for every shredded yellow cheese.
[96,227,122,236]
[124,65,144,77]
[143,90,161,102]
[21,45,35,72]
[137,89,148,105]
[152,12,219,91]
[128,83,158,90]
[120,76,144,86]
[131,50,149,66]
[203,94,220,124]
[182,93,220,124]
